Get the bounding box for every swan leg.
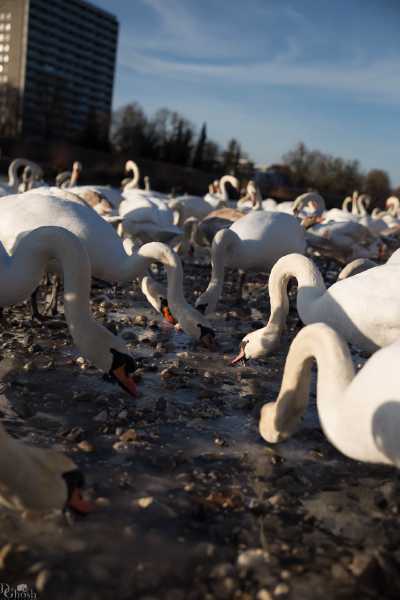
[45,275,61,316]
[30,288,49,321]
[235,270,246,302]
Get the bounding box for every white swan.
[0,421,93,513]
[117,194,182,243]
[0,192,215,346]
[304,219,381,263]
[232,251,400,362]
[56,161,82,188]
[195,211,306,315]
[259,323,400,468]
[122,160,140,191]
[0,226,138,395]
[169,175,239,225]
[0,159,43,196]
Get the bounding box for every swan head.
[19,443,94,514]
[73,161,82,173]
[108,348,139,397]
[62,468,95,515]
[231,325,280,364]
[140,277,177,325]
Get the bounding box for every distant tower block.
[0,0,118,140]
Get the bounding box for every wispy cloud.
[119,49,400,105]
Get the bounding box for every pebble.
[119,429,138,443]
[77,440,95,453]
[273,583,289,596]
[95,497,111,507]
[94,410,108,422]
[257,591,273,600]
[35,569,50,593]
[237,549,270,574]
[160,367,179,380]
[210,563,235,579]
[136,497,154,509]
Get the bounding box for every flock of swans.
[0,156,400,514]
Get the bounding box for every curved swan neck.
[342,196,351,212]
[124,161,140,190]
[268,253,325,327]
[261,324,354,443]
[219,175,238,201]
[357,194,369,216]
[0,227,125,371]
[293,192,325,217]
[136,242,187,309]
[8,159,25,189]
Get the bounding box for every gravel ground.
[0,253,399,600]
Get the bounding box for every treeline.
[283,142,395,206]
[111,102,252,175]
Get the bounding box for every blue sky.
[94,0,400,185]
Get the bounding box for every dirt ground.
[0,253,399,600]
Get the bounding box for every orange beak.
[112,365,138,397]
[68,488,96,515]
[162,306,177,325]
[230,346,246,365]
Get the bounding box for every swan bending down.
[1,226,138,396]
[259,323,400,467]
[195,211,306,315]
[0,421,93,513]
[0,192,214,346]
[184,208,245,250]
[232,251,400,362]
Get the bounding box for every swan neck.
[264,324,354,443]
[209,228,237,293]
[268,254,325,332]
[124,161,140,190]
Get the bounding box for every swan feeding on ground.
[0,421,93,513]
[232,251,400,362]
[0,226,138,396]
[0,192,215,347]
[259,322,400,468]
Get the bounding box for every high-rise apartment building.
[0,0,118,142]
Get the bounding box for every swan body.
[0,422,92,513]
[0,192,213,344]
[169,175,239,225]
[233,251,400,361]
[195,211,306,315]
[259,323,400,468]
[118,194,182,243]
[305,220,381,263]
